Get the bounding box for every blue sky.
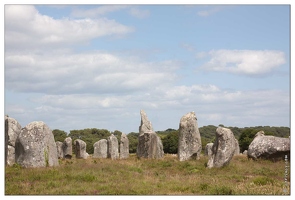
[4,3,291,134]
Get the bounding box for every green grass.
[5,154,290,195]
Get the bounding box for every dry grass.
[5,154,290,195]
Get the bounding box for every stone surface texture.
[205,143,214,156]
[74,139,89,159]
[56,141,64,159]
[93,139,108,158]
[5,115,22,166]
[207,127,236,168]
[137,110,164,159]
[15,121,59,168]
[177,111,202,161]
[63,137,72,159]
[120,133,129,159]
[247,131,290,161]
[107,134,119,160]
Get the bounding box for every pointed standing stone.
[178,111,202,161]
[137,110,164,159]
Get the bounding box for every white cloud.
[5,5,134,51]
[71,5,128,18]
[128,7,150,19]
[5,51,179,94]
[200,49,286,75]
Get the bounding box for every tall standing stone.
[56,141,64,159]
[63,137,72,159]
[137,110,164,159]
[207,127,236,168]
[15,121,59,168]
[120,133,129,159]
[74,139,89,159]
[5,115,22,166]
[107,134,119,160]
[178,111,202,161]
[247,131,290,161]
[93,139,108,158]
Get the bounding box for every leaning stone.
[107,134,119,160]
[205,143,214,156]
[63,137,72,159]
[247,131,290,161]
[56,141,64,159]
[93,139,108,159]
[15,121,59,168]
[178,111,202,161]
[74,139,89,159]
[207,127,236,168]
[120,133,129,159]
[137,110,164,159]
[5,115,22,166]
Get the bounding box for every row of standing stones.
[5,111,290,169]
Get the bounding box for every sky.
[3,3,291,134]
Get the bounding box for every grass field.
[5,154,290,195]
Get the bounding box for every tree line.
[53,125,290,155]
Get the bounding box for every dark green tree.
[52,129,68,142]
[238,128,257,152]
[162,130,178,154]
[127,132,139,153]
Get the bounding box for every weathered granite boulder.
[15,121,59,168]
[247,131,290,161]
[74,139,89,159]
[93,139,108,158]
[178,111,202,161]
[120,133,129,159]
[207,127,236,168]
[234,139,240,155]
[56,141,64,159]
[205,143,214,156]
[137,110,164,159]
[243,150,248,155]
[107,134,119,160]
[5,115,22,166]
[63,137,72,159]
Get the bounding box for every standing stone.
[74,139,89,159]
[120,133,129,159]
[178,111,202,161]
[234,139,240,155]
[243,150,248,155]
[207,127,236,168]
[93,139,108,158]
[137,110,164,159]
[56,141,64,159]
[247,131,290,161]
[63,137,72,159]
[5,115,22,166]
[205,143,214,156]
[107,134,119,160]
[15,121,59,168]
